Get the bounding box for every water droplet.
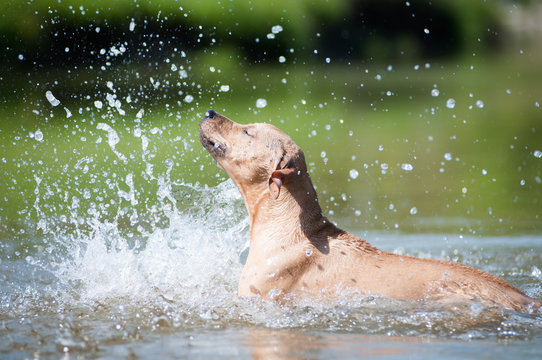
[184,95,194,103]
[424,28,430,34]
[305,248,313,257]
[94,100,103,109]
[410,207,418,215]
[129,19,136,32]
[45,91,60,106]
[219,85,230,92]
[531,266,542,278]
[325,57,331,64]
[349,169,359,179]
[320,151,326,158]
[533,150,542,158]
[278,56,286,63]
[401,163,413,171]
[446,98,456,109]
[34,129,43,142]
[475,100,484,108]
[444,152,452,161]
[18,54,24,61]
[431,89,440,97]
[271,25,283,34]
[256,98,267,108]
[481,169,488,175]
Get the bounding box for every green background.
[1,0,541,253]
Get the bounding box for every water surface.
[1,179,541,359]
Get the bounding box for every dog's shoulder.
[330,230,379,255]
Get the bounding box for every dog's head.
[199,110,306,199]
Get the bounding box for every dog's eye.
[243,128,251,136]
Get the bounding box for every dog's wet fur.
[200,110,541,312]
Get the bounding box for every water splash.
[45,90,61,106]
[96,122,127,161]
[52,181,247,305]
[23,173,248,310]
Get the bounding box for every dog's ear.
[268,151,297,199]
[268,167,295,200]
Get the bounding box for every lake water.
[1,179,541,359]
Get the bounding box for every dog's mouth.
[199,132,227,158]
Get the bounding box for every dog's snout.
[205,109,217,119]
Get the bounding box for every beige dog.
[199,110,541,312]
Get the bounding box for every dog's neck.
[236,174,337,249]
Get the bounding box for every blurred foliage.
[1,0,503,70]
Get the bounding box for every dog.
[199,110,541,312]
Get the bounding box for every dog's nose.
[205,109,217,119]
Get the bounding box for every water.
[1,168,541,358]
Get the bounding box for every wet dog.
[200,110,541,312]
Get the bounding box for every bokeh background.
[1,0,542,246]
